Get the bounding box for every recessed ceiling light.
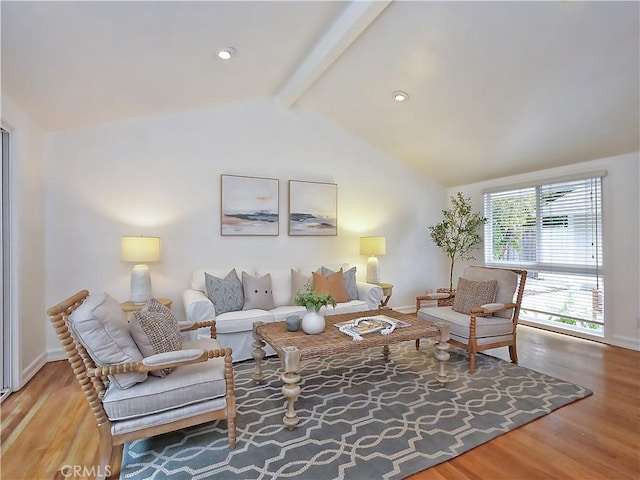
[217,47,236,60]
[393,91,409,102]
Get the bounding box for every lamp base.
[130,264,152,304]
[366,256,380,284]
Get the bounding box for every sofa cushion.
[242,272,275,311]
[102,338,227,421]
[69,292,147,389]
[205,269,244,315]
[452,277,498,315]
[321,266,359,300]
[312,269,349,303]
[130,299,182,377]
[214,309,274,334]
[290,268,311,304]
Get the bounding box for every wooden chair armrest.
[179,319,217,339]
[416,292,454,310]
[470,302,517,315]
[87,347,233,377]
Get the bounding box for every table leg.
[382,344,390,358]
[252,321,266,382]
[282,346,301,430]
[434,322,450,384]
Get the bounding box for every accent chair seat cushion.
[102,338,227,421]
[418,306,515,340]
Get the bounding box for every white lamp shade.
[121,236,161,263]
[359,236,386,256]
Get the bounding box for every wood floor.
[2,325,639,480]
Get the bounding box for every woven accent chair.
[47,290,236,480]
[416,266,527,373]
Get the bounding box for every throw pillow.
[290,268,311,303]
[205,269,244,315]
[321,265,358,300]
[452,277,498,315]
[312,269,349,303]
[242,272,275,311]
[68,292,147,389]
[130,299,183,377]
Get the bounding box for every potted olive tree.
[429,192,487,293]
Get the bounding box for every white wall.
[44,98,448,354]
[1,94,47,388]
[450,152,640,350]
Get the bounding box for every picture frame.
[288,180,337,236]
[221,174,279,236]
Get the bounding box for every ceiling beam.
[277,0,392,109]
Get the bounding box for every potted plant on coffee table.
[429,192,487,301]
[294,284,336,334]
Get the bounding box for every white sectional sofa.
[183,263,383,361]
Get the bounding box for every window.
[483,172,604,335]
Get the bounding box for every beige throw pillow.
[452,277,498,315]
[242,272,275,310]
[290,269,311,304]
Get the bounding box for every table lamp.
[121,236,161,304]
[360,236,386,284]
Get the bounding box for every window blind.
[484,176,604,333]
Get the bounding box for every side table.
[121,298,173,320]
[378,282,393,309]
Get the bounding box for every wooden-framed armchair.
[47,290,236,480]
[416,266,527,373]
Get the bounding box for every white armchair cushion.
[68,292,147,389]
[463,267,518,318]
[418,307,514,340]
[142,349,204,367]
[102,338,227,421]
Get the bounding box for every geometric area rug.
[121,342,592,480]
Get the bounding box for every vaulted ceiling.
[2,1,638,186]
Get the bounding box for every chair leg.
[96,424,114,480]
[415,339,420,350]
[228,416,237,449]
[509,343,518,364]
[107,444,123,479]
[469,353,476,374]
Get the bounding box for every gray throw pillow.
[452,277,498,315]
[242,272,275,311]
[205,269,244,315]
[130,299,183,377]
[321,266,359,300]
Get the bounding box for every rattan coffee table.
[251,309,450,429]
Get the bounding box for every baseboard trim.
[608,334,640,352]
[47,347,67,362]
[19,352,48,390]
